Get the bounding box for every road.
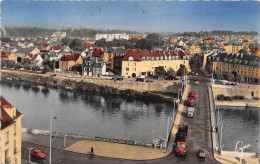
[22,65,219,164]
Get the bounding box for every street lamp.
[165,117,173,152]
[64,133,68,148]
[50,114,57,164]
[27,147,33,164]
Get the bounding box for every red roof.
[31,54,38,61]
[85,44,93,49]
[182,39,187,42]
[53,45,62,50]
[92,48,103,57]
[1,51,10,57]
[250,48,259,53]
[243,39,248,43]
[223,43,229,46]
[1,96,22,130]
[122,49,185,61]
[44,43,50,48]
[20,40,25,43]
[206,37,215,40]
[27,54,33,58]
[60,53,81,61]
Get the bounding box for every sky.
[1,1,260,33]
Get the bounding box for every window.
[5,149,9,163]
[126,68,129,71]
[14,140,17,154]
[14,124,16,136]
[6,132,9,145]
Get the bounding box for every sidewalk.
[64,85,190,160]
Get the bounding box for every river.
[216,106,260,153]
[0,79,176,143]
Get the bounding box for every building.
[17,40,25,48]
[1,51,17,63]
[25,54,44,66]
[51,32,66,38]
[129,34,146,40]
[1,96,23,164]
[222,43,243,53]
[59,53,83,71]
[202,50,214,69]
[82,56,108,77]
[95,33,129,41]
[184,44,201,57]
[212,52,260,83]
[205,37,215,44]
[121,49,190,78]
[102,47,126,71]
[41,43,51,52]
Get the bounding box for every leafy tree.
[70,38,83,51]
[1,60,6,67]
[42,65,51,73]
[94,39,107,47]
[14,63,22,70]
[61,37,72,46]
[5,60,15,68]
[155,66,166,78]
[166,67,176,80]
[236,75,245,83]
[22,58,32,65]
[214,71,223,80]
[32,65,40,71]
[1,37,11,43]
[177,64,188,76]
[23,64,31,70]
[225,72,235,82]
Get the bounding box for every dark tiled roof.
[92,48,103,57]
[60,53,81,61]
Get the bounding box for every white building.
[51,32,66,38]
[95,33,129,41]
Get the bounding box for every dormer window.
[128,56,133,61]
[142,57,146,60]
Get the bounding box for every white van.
[187,107,194,118]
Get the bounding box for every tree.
[236,75,245,83]
[94,39,107,47]
[177,64,188,76]
[23,64,31,70]
[5,60,15,68]
[32,65,40,71]
[225,72,235,81]
[61,37,72,46]
[14,63,22,70]
[1,37,11,43]
[166,67,176,80]
[70,38,83,51]
[214,71,223,81]
[22,58,32,65]
[155,66,166,78]
[1,60,6,67]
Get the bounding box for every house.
[1,51,17,63]
[25,54,44,66]
[41,43,51,52]
[51,32,66,38]
[85,44,94,51]
[121,49,190,78]
[222,42,243,53]
[17,40,25,48]
[82,56,108,77]
[102,47,126,71]
[59,53,83,71]
[184,44,201,57]
[1,96,23,164]
[15,47,40,59]
[92,48,104,57]
[52,45,62,53]
[129,34,146,40]
[212,52,260,83]
[205,37,215,44]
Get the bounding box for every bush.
[224,96,232,101]
[238,96,244,100]
[41,65,51,74]
[217,94,225,101]
[14,63,22,70]
[5,60,15,68]
[23,64,31,70]
[32,65,40,71]
[1,60,6,67]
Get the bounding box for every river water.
[216,106,260,153]
[0,79,176,143]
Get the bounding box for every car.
[195,73,199,76]
[30,149,47,159]
[197,149,205,158]
[195,81,199,85]
[112,76,123,81]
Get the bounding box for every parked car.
[197,149,205,158]
[195,73,199,76]
[195,81,199,85]
[30,149,47,159]
[112,75,123,81]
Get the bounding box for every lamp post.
[165,117,173,152]
[50,114,57,164]
[64,133,68,148]
[27,147,33,164]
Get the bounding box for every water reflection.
[22,84,31,91]
[31,86,40,93]
[41,87,50,97]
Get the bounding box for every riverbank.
[212,85,260,107]
[0,69,181,103]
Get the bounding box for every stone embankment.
[0,69,181,102]
[212,86,260,107]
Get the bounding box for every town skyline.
[1,1,260,33]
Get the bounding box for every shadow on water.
[41,87,50,97]
[14,82,21,89]
[59,89,69,103]
[31,86,40,93]
[22,84,31,91]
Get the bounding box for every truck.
[187,107,194,118]
[175,124,188,156]
[187,92,196,107]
